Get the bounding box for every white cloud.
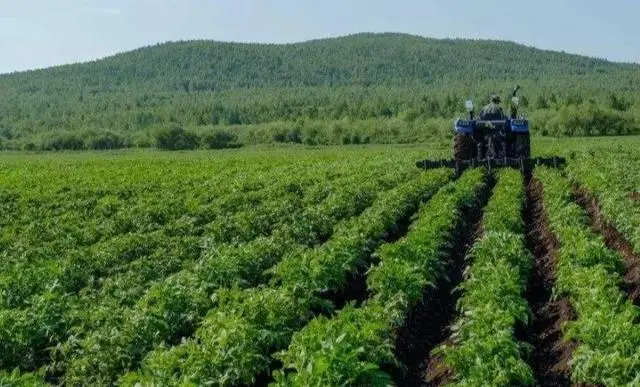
[81,6,122,15]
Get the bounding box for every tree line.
[1,33,639,150]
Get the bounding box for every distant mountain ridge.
[1,33,637,92]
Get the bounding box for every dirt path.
[522,177,575,386]
[573,187,640,305]
[393,177,493,387]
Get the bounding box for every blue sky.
[1,0,638,74]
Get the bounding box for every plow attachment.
[416,156,566,176]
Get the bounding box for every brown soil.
[574,187,640,305]
[393,176,493,387]
[523,177,576,386]
[423,339,454,386]
[629,192,640,201]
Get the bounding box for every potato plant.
[60,169,419,385]
[120,170,451,386]
[438,169,534,386]
[269,169,485,385]
[536,167,640,385]
[566,150,640,252]
[0,148,441,385]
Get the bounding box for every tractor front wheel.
[453,133,474,162]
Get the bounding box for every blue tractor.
[418,85,564,175]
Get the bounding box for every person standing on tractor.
[479,95,506,120]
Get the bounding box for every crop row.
[266,169,486,385]
[435,169,534,386]
[75,158,420,314]
[70,168,372,312]
[0,177,329,374]
[0,159,341,310]
[63,170,367,321]
[55,167,424,385]
[0,154,283,271]
[116,169,452,386]
[0,148,445,386]
[566,151,640,252]
[536,167,640,385]
[1,164,413,382]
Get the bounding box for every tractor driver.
[479,95,506,120]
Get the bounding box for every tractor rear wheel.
[453,133,474,162]
[514,133,531,158]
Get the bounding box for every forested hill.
[2,33,638,91]
[1,33,639,150]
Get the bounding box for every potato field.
[1,140,640,386]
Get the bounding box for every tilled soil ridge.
[523,177,576,386]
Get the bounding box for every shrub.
[129,131,154,148]
[154,126,199,150]
[83,130,127,150]
[302,122,329,145]
[531,103,638,136]
[39,131,86,151]
[272,125,302,144]
[22,142,37,151]
[200,129,241,149]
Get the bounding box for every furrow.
[402,176,492,386]
[523,177,575,386]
